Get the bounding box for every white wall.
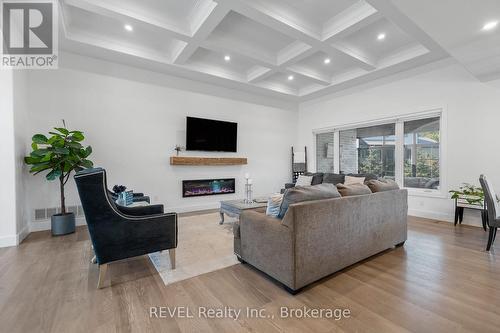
[13,71,30,242]
[298,61,500,226]
[23,54,297,231]
[0,69,18,246]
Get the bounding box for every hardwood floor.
[1,216,499,333]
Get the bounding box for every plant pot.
[51,212,76,236]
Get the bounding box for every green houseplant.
[24,122,93,235]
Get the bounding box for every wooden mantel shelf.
[170,156,247,166]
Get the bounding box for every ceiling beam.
[286,66,331,85]
[322,2,380,41]
[60,0,446,101]
[218,0,377,72]
[247,66,271,82]
[277,41,314,67]
[173,2,230,64]
[377,43,429,68]
[326,42,377,70]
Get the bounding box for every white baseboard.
[408,208,454,223]
[0,235,17,248]
[0,225,30,248]
[408,208,484,228]
[17,225,29,244]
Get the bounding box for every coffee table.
[219,199,268,224]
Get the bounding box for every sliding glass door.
[403,117,440,189]
[339,123,396,178]
[314,111,442,192]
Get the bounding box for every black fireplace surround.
[182,178,235,198]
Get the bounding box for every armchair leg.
[169,249,176,269]
[486,227,497,251]
[97,264,108,289]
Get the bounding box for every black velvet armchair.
[74,168,177,288]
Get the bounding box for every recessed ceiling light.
[324,58,331,64]
[224,55,231,62]
[124,24,133,32]
[288,75,294,81]
[377,33,386,41]
[482,20,498,31]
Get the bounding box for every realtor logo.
[1,0,58,69]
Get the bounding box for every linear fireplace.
[182,178,236,198]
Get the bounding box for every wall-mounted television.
[186,117,237,152]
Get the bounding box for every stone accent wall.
[316,132,334,172]
[339,129,358,173]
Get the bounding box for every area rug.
[148,212,239,286]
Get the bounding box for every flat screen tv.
[186,117,237,152]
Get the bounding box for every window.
[404,117,440,189]
[340,124,395,178]
[316,132,334,172]
[314,112,442,193]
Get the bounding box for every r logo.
[2,2,53,54]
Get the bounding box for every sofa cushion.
[336,183,372,197]
[266,193,283,217]
[366,178,400,192]
[295,175,313,186]
[305,172,324,185]
[322,173,345,185]
[348,173,378,182]
[344,175,365,185]
[278,183,341,218]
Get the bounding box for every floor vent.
[34,209,46,221]
[34,205,84,221]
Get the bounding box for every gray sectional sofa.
[233,188,408,293]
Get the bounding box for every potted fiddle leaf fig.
[24,121,93,235]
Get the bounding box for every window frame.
[312,108,446,198]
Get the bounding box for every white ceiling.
[390,0,500,82]
[58,0,499,103]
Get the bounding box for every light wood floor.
[1,216,499,333]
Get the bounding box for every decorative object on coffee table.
[24,121,93,236]
[219,198,268,224]
[449,183,486,230]
[244,173,253,204]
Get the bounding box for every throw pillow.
[348,173,378,182]
[322,173,345,185]
[278,183,341,218]
[336,183,372,197]
[344,175,365,185]
[266,193,283,218]
[304,172,324,185]
[295,175,313,187]
[366,178,400,193]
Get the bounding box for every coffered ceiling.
[59,0,452,102]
